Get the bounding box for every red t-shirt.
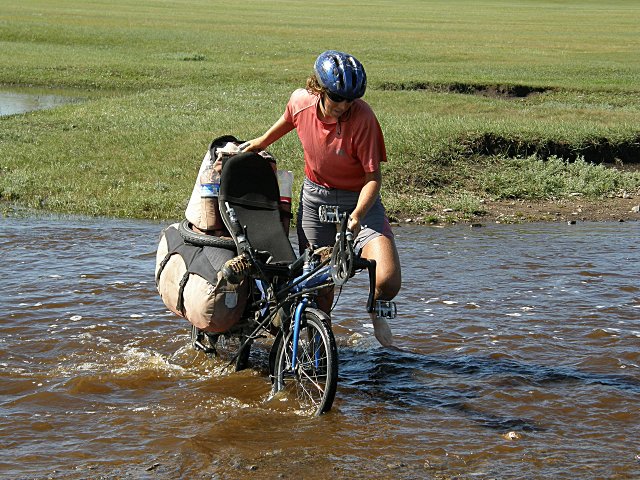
[283,89,386,192]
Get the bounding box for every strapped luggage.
[155,223,248,333]
[155,135,294,334]
[185,135,293,237]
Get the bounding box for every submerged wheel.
[190,325,251,370]
[272,308,338,415]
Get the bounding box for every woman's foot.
[372,315,394,347]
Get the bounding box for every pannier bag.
[155,223,248,333]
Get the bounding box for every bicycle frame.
[288,257,332,370]
[251,212,377,373]
[215,202,386,414]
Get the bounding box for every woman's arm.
[243,115,295,152]
[348,168,382,236]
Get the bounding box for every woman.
[243,50,401,348]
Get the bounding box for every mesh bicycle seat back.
[219,152,296,264]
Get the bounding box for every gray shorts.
[296,177,393,254]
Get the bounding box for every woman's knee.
[376,272,401,300]
[361,233,401,299]
[374,251,402,299]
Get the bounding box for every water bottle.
[200,154,220,198]
[199,153,223,231]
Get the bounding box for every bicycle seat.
[218,152,296,264]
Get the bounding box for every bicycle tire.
[178,219,237,250]
[272,308,338,415]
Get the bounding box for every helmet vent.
[333,55,344,89]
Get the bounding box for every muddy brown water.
[1,215,639,479]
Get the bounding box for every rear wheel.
[211,333,253,372]
[272,308,338,415]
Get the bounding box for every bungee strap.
[176,271,190,316]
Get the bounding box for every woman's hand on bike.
[347,214,362,238]
[238,139,263,152]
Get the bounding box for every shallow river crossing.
[1,215,639,479]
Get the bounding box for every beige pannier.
[155,223,248,333]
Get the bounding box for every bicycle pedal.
[318,205,341,224]
[375,300,397,319]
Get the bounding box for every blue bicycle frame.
[289,264,331,370]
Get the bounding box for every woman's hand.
[347,169,382,238]
[347,215,362,238]
[238,139,264,152]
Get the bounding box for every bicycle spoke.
[297,364,326,395]
[295,336,328,403]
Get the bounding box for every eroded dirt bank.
[396,195,640,226]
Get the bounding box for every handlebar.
[321,205,377,314]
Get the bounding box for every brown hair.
[305,74,325,96]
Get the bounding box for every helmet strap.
[318,94,328,118]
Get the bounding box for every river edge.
[393,195,640,226]
[2,196,640,227]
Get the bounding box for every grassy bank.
[1,0,639,222]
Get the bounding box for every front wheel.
[272,308,338,415]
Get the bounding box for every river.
[1,214,638,479]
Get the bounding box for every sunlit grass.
[1,0,639,220]
[479,156,640,199]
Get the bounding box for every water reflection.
[0,89,84,116]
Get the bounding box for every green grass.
[1,0,639,221]
[478,155,640,199]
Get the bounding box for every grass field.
[1,0,639,221]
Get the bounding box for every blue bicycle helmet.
[314,50,367,100]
